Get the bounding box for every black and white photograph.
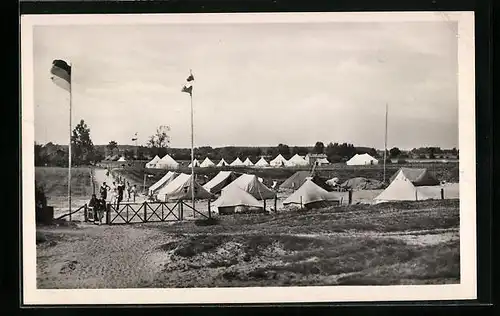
[21,12,476,304]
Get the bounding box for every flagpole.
[383,103,388,183]
[68,63,72,221]
[190,90,195,209]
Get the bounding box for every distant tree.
[123,149,135,160]
[313,141,325,154]
[389,147,401,158]
[34,142,46,166]
[277,144,291,159]
[71,119,96,165]
[147,125,171,157]
[107,140,118,156]
[368,148,378,158]
[451,147,458,155]
[428,147,436,159]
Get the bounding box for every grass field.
[36,199,460,288]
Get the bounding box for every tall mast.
[383,103,388,183]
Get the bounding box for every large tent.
[224,174,276,200]
[280,171,330,191]
[145,155,161,168]
[214,185,264,215]
[230,157,244,167]
[254,157,270,168]
[202,171,236,194]
[117,156,126,162]
[283,179,342,209]
[200,157,216,168]
[157,173,212,201]
[188,159,200,168]
[270,154,287,167]
[389,167,440,186]
[346,153,379,166]
[217,158,228,167]
[243,158,254,167]
[375,170,432,202]
[285,154,309,167]
[155,154,180,169]
[148,171,179,196]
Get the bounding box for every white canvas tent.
[254,157,270,168]
[285,154,309,167]
[230,157,244,167]
[145,155,161,168]
[270,154,287,167]
[155,154,180,169]
[157,173,212,201]
[224,174,276,200]
[188,159,200,167]
[148,171,179,196]
[374,170,432,202]
[217,158,228,167]
[243,158,254,166]
[200,157,216,168]
[203,171,235,194]
[283,179,341,208]
[214,185,263,214]
[117,156,126,162]
[346,153,379,166]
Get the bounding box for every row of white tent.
[145,154,312,169]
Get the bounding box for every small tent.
[200,157,216,168]
[217,158,228,167]
[254,157,270,168]
[146,155,161,168]
[155,154,180,169]
[203,171,236,194]
[280,171,331,191]
[157,173,212,201]
[110,155,120,161]
[346,153,379,166]
[243,158,254,167]
[148,171,179,196]
[117,156,126,162]
[285,154,309,167]
[374,170,432,202]
[224,174,276,200]
[389,167,440,186]
[283,179,342,209]
[188,159,200,168]
[230,157,244,167]
[270,154,287,167]
[214,185,264,215]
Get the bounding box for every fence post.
[208,199,211,219]
[263,199,266,211]
[348,190,353,205]
[180,202,184,220]
[143,202,147,223]
[274,195,277,213]
[300,196,303,210]
[106,204,111,225]
[84,204,88,222]
[415,190,418,201]
[440,188,444,200]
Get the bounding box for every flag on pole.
[132,132,138,141]
[181,70,194,96]
[50,59,71,91]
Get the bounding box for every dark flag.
[50,59,71,91]
[182,70,194,96]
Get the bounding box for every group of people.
[87,180,138,225]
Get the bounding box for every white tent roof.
[148,171,179,195]
[346,153,378,166]
[254,157,269,167]
[374,170,432,202]
[117,156,126,162]
[157,173,211,201]
[270,154,287,166]
[188,159,200,167]
[243,158,254,166]
[224,174,276,200]
[283,179,341,206]
[203,171,234,193]
[285,154,309,167]
[146,155,161,168]
[214,185,263,209]
[230,157,244,167]
[200,157,216,168]
[156,154,180,169]
[217,158,228,167]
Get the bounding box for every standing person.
[116,182,124,209]
[96,197,106,225]
[99,182,110,201]
[131,184,137,203]
[88,194,98,223]
[111,182,118,206]
[126,182,132,202]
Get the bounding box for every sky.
[33,20,459,150]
